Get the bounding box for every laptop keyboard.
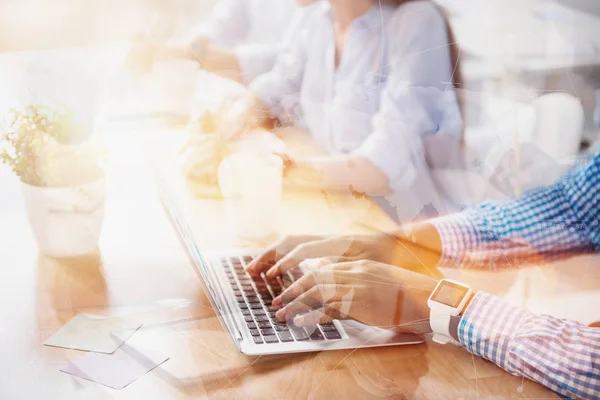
[222,256,343,345]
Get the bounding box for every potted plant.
[0,104,106,258]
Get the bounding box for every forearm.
[287,155,391,195]
[156,44,193,61]
[457,292,600,399]
[437,154,600,267]
[389,223,443,277]
[200,45,243,82]
[156,39,244,82]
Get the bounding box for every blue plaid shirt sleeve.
[432,152,600,267]
[459,292,600,399]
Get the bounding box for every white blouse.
[250,1,463,196]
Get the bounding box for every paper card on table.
[44,313,142,354]
[59,344,169,390]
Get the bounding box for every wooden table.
[0,120,565,399]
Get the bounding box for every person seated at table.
[246,150,600,400]
[211,0,463,222]
[128,0,320,84]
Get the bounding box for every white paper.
[44,313,142,354]
[60,344,169,390]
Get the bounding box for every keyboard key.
[260,293,273,301]
[244,316,255,323]
[260,328,275,335]
[253,336,263,344]
[309,330,325,341]
[281,275,293,289]
[255,284,268,292]
[259,293,272,301]
[278,331,294,342]
[236,298,246,304]
[242,309,252,316]
[270,281,283,296]
[242,256,253,264]
[247,322,257,329]
[274,325,289,332]
[263,335,279,344]
[257,322,272,329]
[246,296,260,303]
[252,309,266,316]
[249,329,261,336]
[291,328,309,341]
[255,315,269,322]
[239,303,248,310]
[323,331,342,340]
[265,305,277,312]
[320,324,337,332]
[250,303,263,310]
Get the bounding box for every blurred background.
[1,0,599,194]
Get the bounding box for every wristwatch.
[427,279,473,345]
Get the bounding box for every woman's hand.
[180,133,227,184]
[272,259,437,332]
[246,234,399,279]
[215,95,271,141]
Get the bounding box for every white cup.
[218,152,283,240]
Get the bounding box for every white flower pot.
[21,178,106,258]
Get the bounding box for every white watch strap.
[430,311,460,346]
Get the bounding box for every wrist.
[449,291,476,342]
[248,96,271,127]
[392,223,443,277]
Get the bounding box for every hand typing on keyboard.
[245,234,401,280]
[268,259,437,333]
[225,256,344,344]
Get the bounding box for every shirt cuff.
[430,213,482,267]
[458,292,528,374]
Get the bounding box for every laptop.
[153,153,424,356]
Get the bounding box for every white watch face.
[430,280,470,308]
